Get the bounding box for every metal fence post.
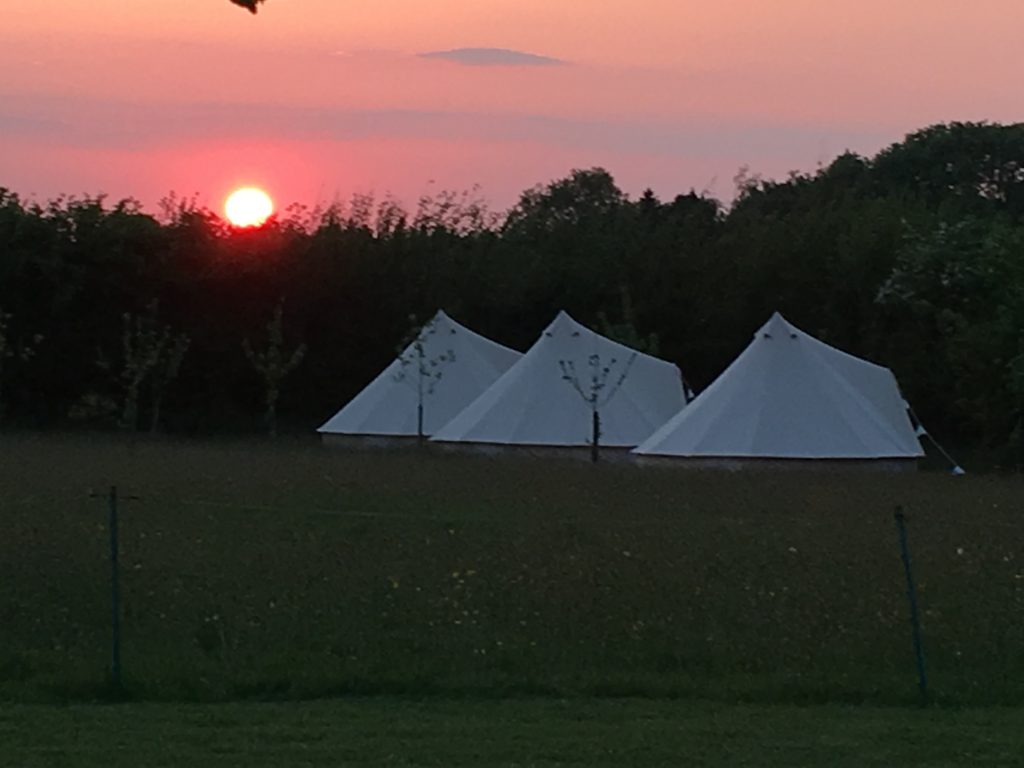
[91,484,138,691]
[108,485,122,689]
[894,506,928,704]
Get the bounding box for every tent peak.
[544,310,582,336]
[431,308,686,448]
[318,313,521,437]
[758,311,799,341]
[636,311,923,460]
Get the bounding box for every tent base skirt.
[432,441,637,463]
[320,433,428,451]
[633,455,920,472]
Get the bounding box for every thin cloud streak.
[0,93,893,162]
[418,48,567,67]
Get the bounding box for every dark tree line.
[2,122,1024,464]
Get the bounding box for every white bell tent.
[318,310,521,439]
[431,311,687,450]
[633,312,924,463]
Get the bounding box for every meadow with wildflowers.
[1,433,1023,707]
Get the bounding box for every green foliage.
[3,436,1024,706]
[505,168,626,235]
[149,331,191,433]
[67,392,118,423]
[414,184,498,235]
[0,307,42,419]
[2,122,1024,453]
[876,218,1024,458]
[874,122,1024,217]
[597,289,660,356]
[101,302,191,431]
[118,306,166,430]
[243,302,307,436]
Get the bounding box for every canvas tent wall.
[318,310,521,442]
[430,311,687,452]
[633,312,923,466]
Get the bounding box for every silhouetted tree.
[149,331,191,434]
[108,302,189,432]
[0,308,41,420]
[597,288,660,356]
[2,122,1024,457]
[243,302,307,436]
[393,314,457,442]
[559,352,637,463]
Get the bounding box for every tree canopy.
[2,122,1023,465]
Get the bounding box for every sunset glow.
[3,1,1024,210]
[225,187,273,227]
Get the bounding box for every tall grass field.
[1,433,1021,706]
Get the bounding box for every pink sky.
[3,0,1023,217]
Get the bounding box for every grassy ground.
[1,433,1023,705]
[3,697,1024,767]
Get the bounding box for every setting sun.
[225,187,273,227]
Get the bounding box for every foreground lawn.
[2,698,1023,767]
[2,434,1024,705]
